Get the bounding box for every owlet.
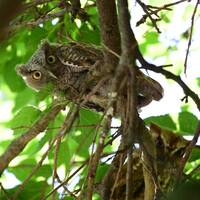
[16,40,163,114]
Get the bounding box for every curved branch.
[0,0,22,41]
[139,59,200,111]
[0,104,64,176]
[96,0,121,67]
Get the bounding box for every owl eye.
[32,71,42,80]
[47,55,56,64]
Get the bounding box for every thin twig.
[12,136,59,200]
[136,0,161,33]
[136,49,200,111]
[136,0,188,27]
[52,135,62,200]
[9,9,66,32]
[87,114,112,199]
[184,0,199,74]
[43,160,88,200]
[188,163,200,177]
[0,104,64,175]
[177,121,200,180]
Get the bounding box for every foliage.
[0,0,199,200]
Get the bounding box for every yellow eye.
[47,55,56,64]
[32,71,42,80]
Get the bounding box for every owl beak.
[47,70,58,79]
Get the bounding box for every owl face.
[16,41,60,90]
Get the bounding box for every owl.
[16,40,163,114]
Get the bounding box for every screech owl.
[16,40,163,114]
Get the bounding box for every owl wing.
[56,43,103,73]
[56,42,163,107]
[137,70,163,107]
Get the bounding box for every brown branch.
[96,0,121,68]
[44,160,88,200]
[136,0,188,27]
[0,0,23,41]
[100,141,126,200]
[12,106,77,200]
[12,135,59,200]
[138,55,200,111]
[136,0,161,33]
[9,9,66,33]
[0,104,64,176]
[184,0,199,74]
[56,175,78,198]
[148,0,188,8]
[52,135,62,200]
[177,120,200,180]
[117,0,138,199]
[87,115,112,199]
[132,34,200,111]
[70,0,81,18]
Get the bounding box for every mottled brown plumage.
[16,40,163,114]
[102,124,189,200]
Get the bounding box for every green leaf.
[160,13,171,23]
[8,158,37,181]
[13,181,53,200]
[38,112,65,149]
[188,148,200,162]
[29,27,47,45]
[35,83,53,102]
[56,138,70,167]
[78,23,101,45]
[95,164,109,182]
[62,197,74,200]
[72,108,101,157]
[64,14,79,39]
[196,78,200,87]
[3,58,26,92]
[145,114,177,131]
[21,139,42,156]
[144,31,159,44]
[178,112,199,135]
[166,179,200,200]
[57,136,78,169]
[35,164,52,179]
[13,88,37,112]
[10,106,42,135]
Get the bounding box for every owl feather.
[16,40,163,113]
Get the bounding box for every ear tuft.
[40,39,50,50]
[15,64,29,76]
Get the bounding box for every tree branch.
[0,0,23,41]
[177,120,200,180]
[116,0,138,199]
[96,0,121,68]
[184,0,199,74]
[0,104,64,176]
[87,115,112,200]
[138,55,200,111]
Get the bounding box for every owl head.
[16,40,60,90]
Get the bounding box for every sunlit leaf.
[10,106,42,135]
[178,112,199,135]
[145,114,177,131]
[72,108,101,157]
